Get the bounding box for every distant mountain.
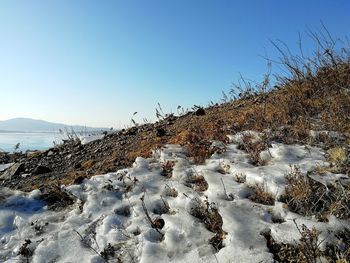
[0,118,107,133]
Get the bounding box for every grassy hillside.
[1,30,350,263]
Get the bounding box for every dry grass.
[10,29,350,219]
[185,174,209,192]
[248,183,275,205]
[190,197,223,232]
[327,147,347,166]
[163,185,178,197]
[280,166,350,220]
[161,161,176,178]
[262,224,322,263]
[190,197,227,251]
[237,134,268,165]
[263,224,350,263]
[233,173,246,183]
[81,159,95,169]
[174,124,217,164]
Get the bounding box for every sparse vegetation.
[248,183,275,205]
[18,239,32,263]
[263,223,350,263]
[181,125,217,164]
[189,196,226,251]
[140,193,165,241]
[327,147,348,166]
[161,160,175,178]
[163,184,178,197]
[280,166,350,220]
[184,170,209,192]
[237,133,268,165]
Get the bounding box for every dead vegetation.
[220,178,234,201]
[161,160,176,178]
[163,184,178,197]
[18,239,33,263]
[248,183,275,205]
[233,173,247,184]
[326,146,350,175]
[262,223,350,263]
[178,125,217,164]
[280,166,350,220]
[189,196,227,251]
[140,193,165,241]
[184,170,209,192]
[325,228,350,262]
[237,134,268,166]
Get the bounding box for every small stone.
[73,176,85,184]
[195,108,206,116]
[156,128,166,137]
[32,165,52,175]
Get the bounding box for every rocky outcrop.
[0,163,25,180]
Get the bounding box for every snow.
[0,134,349,262]
[0,163,14,172]
[79,134,105,145]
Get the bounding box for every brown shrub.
[178,125,217,164]
[190,197,227,251]
[237,134,267,166]
[233,173,246,183]
[163,185,178,197]
[161,161,176,178]
[263,224,350,263]
[262,224,323,263]
[280,166,350,220]
[248,183,275,205]
[185,174,209,192]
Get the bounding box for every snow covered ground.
[0,132,349,262]
[79,134,105,145]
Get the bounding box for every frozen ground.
[79,134,105,145]
[0,132,349,262]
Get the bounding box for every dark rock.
[124,127,138,136]
[153,218,165,229]
[0,163,25,180]
[156,128,166,137]
[32,165,52,175]
[74,162,82,169]
[195,108,206,116]
[73,176,85,184]
[115,205,131,217]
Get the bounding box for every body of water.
[0,132,62,152]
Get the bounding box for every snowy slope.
[0,133,348,263]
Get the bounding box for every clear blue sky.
[1,1,349,128]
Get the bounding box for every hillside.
[0,34,349,262]
[0,118,106,133]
